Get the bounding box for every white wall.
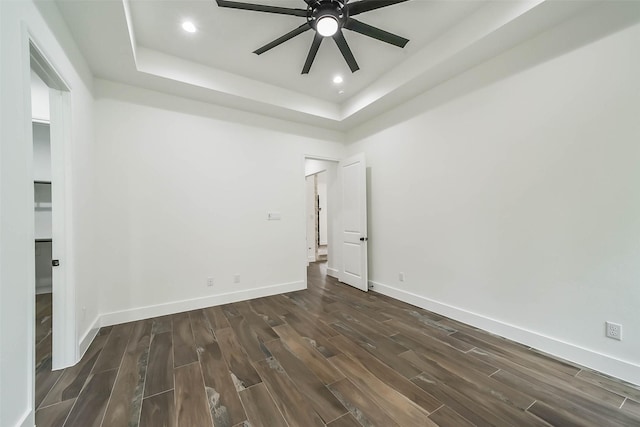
[93,80,345,325]
[31,69,49,122]
[32,123,51,181]
[347,18,640,384]
[306,158,332,176]
[1,1,97,425]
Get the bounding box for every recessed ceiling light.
[182,21,197,33]
[333,75,343,84]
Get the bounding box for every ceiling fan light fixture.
[214,0,410,74]
[316,15,338,37]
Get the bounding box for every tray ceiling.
[54,0,604,130]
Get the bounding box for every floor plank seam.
[525,399,537,411]
[196,354,216,427]
[257,367,293,427]
[464,346,477,354]
[143,387,176,401]
[620,397,627,409]
[135,342,151,427]
[37,367,64,412]
[428,403,445,416]
[99,329,136,427]
[59,399,77,427]
[172,357,178,427]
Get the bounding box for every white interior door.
[339,153,368,291]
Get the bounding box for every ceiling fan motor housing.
[214,0,410,74]
[308,0,348,33]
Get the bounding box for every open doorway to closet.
[29,41,74,414]
[305,158,339,278]
[31,69,56,409]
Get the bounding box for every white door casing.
[339,153,368,291]
[31,41,76,369]
[305,174,317,264]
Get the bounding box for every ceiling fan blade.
[302,33,323,74]
[254,23,312,55]
[215,0,307,17]
[347,0,409,16]
[344,18,408,48]
[333,31,359,73]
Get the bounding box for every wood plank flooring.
[35,263,640,426]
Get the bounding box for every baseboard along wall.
[77,280,305,363]
[369,280,640,386]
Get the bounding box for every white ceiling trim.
[114,0,595,130]
[122,0,138,63]
[136,46,341,120]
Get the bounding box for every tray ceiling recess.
[215,0,410,74]
[51,0,631,129]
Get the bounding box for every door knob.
[359,237,368,241]
[52,259,60,267]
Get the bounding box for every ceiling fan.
[215,0,410,74]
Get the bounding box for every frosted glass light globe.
[316,16,338,37]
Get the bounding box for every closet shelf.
[34,180,52,185]
[35,238,52,243]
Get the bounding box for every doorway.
[304,154,369,292]
[29,40,74,413]
[305,158,339,278]
[31,69,57,408]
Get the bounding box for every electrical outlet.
[234,274,240,284]
[605,321,622,340]
[399,272,405,282]
[207,277,214,287]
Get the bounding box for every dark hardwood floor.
[35,262,640,426]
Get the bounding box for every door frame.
[28,35,76,370]
[302,155,340,288]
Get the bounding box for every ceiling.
[53,0,598,130]
[129,0,482,103]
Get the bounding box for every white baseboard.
[17,408,34,427]
[327,267,339,279]
[99,281,305,328]
[78,317,101,360]
[370,280,640,386]
[35,285,52,295]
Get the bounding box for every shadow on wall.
[94,80,346,144]
[348,3,640,141]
